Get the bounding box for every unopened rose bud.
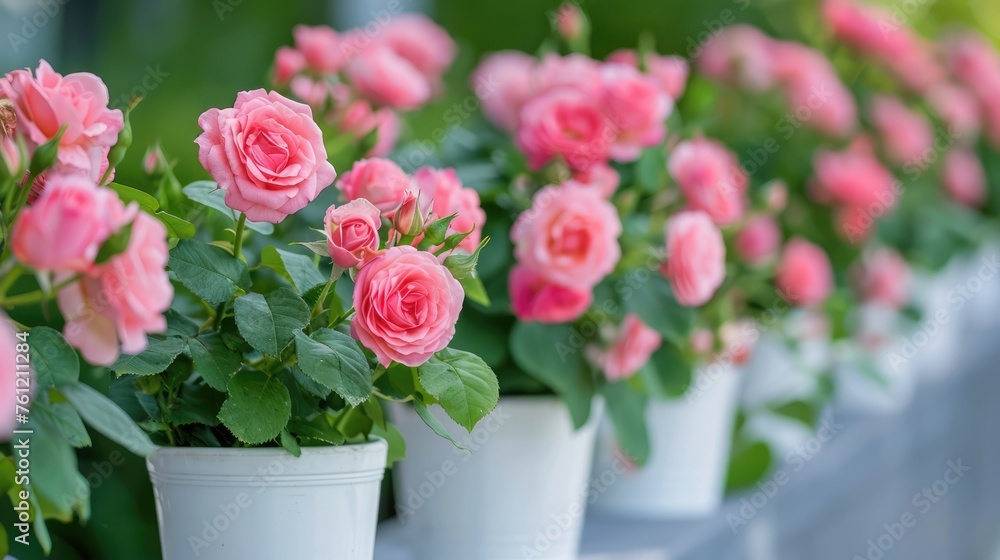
[765,180,787,212]
[393,190,424,237]
[143,145,167,176]
[556,2,585,43]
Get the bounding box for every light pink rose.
[288,76,331,108]
[336,99,401,157]
[12,175,133,273]
[776,238,833,307]
[647,55,690,101]
[927,84,981,140]
[351,246,464,367]
[855,248,909,309]
[196,89,337,223]
[811,140,897,209]
[293,25,344,74]
[471,51,538,132]
[661,210,726,307]
[770,43,857,137]
[1,136,21,176]
[411,167,486,255]
[338,158,411,214]
[690,328,714,355]
[59,212,172,366]
[945,32,1000,148]
[1,60,123,179]
[695,25,777,91]
[516,87,611,171]
[600,63,672,162]
[511,183,621,289]
[380,14,456,84]
[509,264,592,324]
[572,162,620,198]
[0,313,23,439]
[535,53,603,98]
[601,313,661,381]
[868,95,933,166]
[667,137,748,226]
[273,46,306,86]
[325,199,382,269]
[346,44,432,110]
[941,146,986,208]
[735,215,781,265]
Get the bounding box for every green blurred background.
[0,0,996,557]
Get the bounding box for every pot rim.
[147,436,387,458]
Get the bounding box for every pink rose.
[380,14,456,84]
[926,84,981,140]
[770,43,857,137]
[572,163,620,198]
[516,87,611,171]
[1,136,21,176]
[351,246,464,367]
[647,55,690,101]
[695,25,777,91]
[288,76,332,108]
[735,215,781,265]
[667,138,748,226]
[11,175,133,273]
[941,147,986,208]
[837,205,875,244]
[854,248,909,309]
[600,63,672,162]
[338,158,411,214]
[690,328,715,355]
[776,238,833,307]
[945,32,1000,147]
[661,210,726,307]
[511,183,621,289]
[719,320,758,366]
[0,313,24,439]
[509,264,592,324]
[1,60,123,179]
[556,3,585,42]
[336,99,401,157]
[535,53,603,98]
[601,314,661,381]
[812,140,896,209]
[59,212,172,366]
[411,167,486,255]
[196,89,337,223]
[273,46,306,86]
[293,25,344,74]
[471,51,538,132]
[868,95,933,166]
[346,44,431,110]
[325,199,382,269]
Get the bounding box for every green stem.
[233,213,247,261]
[0,273,78,308]
[311,268,339,319]
[0,263,26,300]
[329,307,355,328]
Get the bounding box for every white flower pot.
[147,441,388,560]
[591,363,743,518]
[833,305,916,415]
[740,334,826,410]
[389,396,601,560]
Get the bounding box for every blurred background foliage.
[0,0,996,557]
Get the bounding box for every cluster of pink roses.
[272,15,457,157]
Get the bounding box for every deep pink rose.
[855,248,909,309]
[776,238,833,307]
[1,60,123,179]
[667,137,748,226]
[516,87,611,171]
[346,44,431,110]
[941,147,986,208]
[695,25,778,91]
[812,140,897,209]
[338,158,411,214]
[600,63,671,162]
[661,210,726,307]
[196,89,336,223]
[293,25,344,74]
[273,46,306,86]
[572,163,620,198]
[868,95,933,166]
[325,199,382,269]
[411,167,486,255]
[351,246,464,367]
[509,264,592,324]
[0,313,23,439]
[927,84,981,140]
[601,314,661,381]
[59,212,172,366]
[471,51,538,132]
[336,99,401,157]
[511,183,621,289]
[735,215,781,265]
[380,14,456,84]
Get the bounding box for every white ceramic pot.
[147,441,387,560]
[390,396,601,560]
[591,363,743,518]
[833,305,916,416]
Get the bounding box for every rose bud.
[392,189,424,237]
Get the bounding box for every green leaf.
[370,423,406,466]
[280,429,302,457]
[459,270,491,306]
[261,246,327,293]
[627,274,696,344]
[94,220,134,264]
[417,348,499,431]
[443,237,489,280]
[29,327,79,387]
[234,288,310,356]
[34,401,91,448]
[771,400,820,428]
[646,342,693,397]
[164,309,200,337]
[362,395,386,429]
[169,238,252,305]
[288,414,346,446]
[25,411,89,523]
[56,382,156,457]
[156,210,196,239]
[218,371,292,445]
[509,322,594,428]
[412,398,465,449]
[601,382,650,466]
[188,333,243,391]
[726,441,773,491]
[294,328,372,406]
[109,182,159,212]
[110,337,186,376]
[171,382,224,427]
[182,181,274,234]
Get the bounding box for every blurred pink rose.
[855,248,909,309]
[812,141,897,209]
[556,3,585,42]
[411,167,486,255]
[647,55,690,100]
[770,43,857,137]
[765,180,788,212]
[941,146,986,208]
[351,246,464,367]
[0,313,21,439]
[337,99,401,157]
[346,44,432,110]
[289,76,331,108]
[661,210,726,307]
[1,60,123,179]
[326,199,382,269]
[837,205,875,244]
[776,238,833,306]
[293,25,344,74]
[945,32,1000,147]
[471,51,538,132]
[695,25,777,91]
[381,14,456,84]
[512,183,621,288]
[273,46,306,86]
[509,264,592,324]
[668,137,748,226]
[926,84,981,140]
[690,328,715,355]
[337,158,411,214]
[600,63,672,162]
[1,136,21,176]
[572,162,620,198]
[868,95,933,166]
[601,313,661,381]
[735,215,781,265]
[719,320,757,366]
[516,88,611,171]
[59,212,172,366]
[196,89,336,223]
[535,53,603,97]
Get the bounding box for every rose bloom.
[509,264,592,324]
[837,205,875,244]
[667,137,748,226]
[12,175,133,273]
[196,90,336,223]
[719,320,758,366]
[511,183,621,289]
[776,238,833,307]
[770,43,857,137]
[273,46,306,86]
[941,146,986,208]
[325,199,382,269]
[346,44,432,110]
[695,25,777,91]
[380,14,456,85]
[926,84,981,140]
[855,248,909,309]
[572,162,620,198]
[868,96,933,166]
[735,215,781,265]
[812,140,897,209]
[600,63,672,162]
[535,53,603,98]
[471,51,538,132]
[556,2,584,41]
[601,313,661,381]
[351,246,464,367]
[336,99,401,157]
[59,212,172,366]
[338,158,412,214]
[516,87,611,171]
[293,25,344,74]
[1,60,123,179]
[411,167,486,254]
[0,313,23,439]
[945,32,1000,147]
[661,211,726,307]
